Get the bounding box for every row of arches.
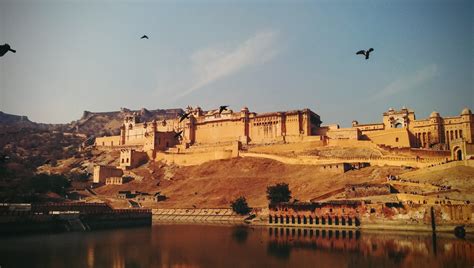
[415,132,431,148]
[414,129,464,148]
[269,215,360,227]
[446,129,463,145]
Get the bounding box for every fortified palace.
[93,106,473,183]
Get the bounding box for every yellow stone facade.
[95,106,322,151]
[352,107,474,149]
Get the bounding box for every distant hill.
[0,107,184,176]
[0,107,184,137]
[0,111,37,128]
[69,107,184,137]
[0,111,69,131]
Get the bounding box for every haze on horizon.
[0,0,472,127]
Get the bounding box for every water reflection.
[231,226,249,244]
[0,224,472,268]
[266,226,474,267]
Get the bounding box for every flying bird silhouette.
[174,130,183,139]
[179,112,191,122]
[219,105,228,114]
[0,44,16,57]
[356,48,374,60]
[141,35,149,39]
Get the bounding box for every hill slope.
[94,157,406,208]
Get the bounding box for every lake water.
[0,224,473,268]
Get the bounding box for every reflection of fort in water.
[266,226,474,264]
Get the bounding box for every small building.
[316,163,352,174]
[136,192,167,202]
[117,191,136,199]
[93,165,123,184]
[119,149,149,170]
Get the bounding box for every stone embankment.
[152,208,248,223]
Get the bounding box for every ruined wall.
[316,163,350,174]
[345,184,392,198]
[95,136,121,147]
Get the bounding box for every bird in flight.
[0,44,16,57]
[141,35,149,39]
[178,111,191,122]
[174,130,183,139]
[356,48,374,60]
[219,105,228,114]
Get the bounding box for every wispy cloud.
[174,30,279,99]
[370,64,438,100]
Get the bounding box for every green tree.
[266,183,292,204]
[231,196,251,215]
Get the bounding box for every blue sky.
[0,0,472,126]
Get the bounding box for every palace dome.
[430,111,440,117]
[461,108,472,115]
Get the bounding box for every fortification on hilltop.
[352,107,474,160]
[95,106,323,150]
[94,106,474,170]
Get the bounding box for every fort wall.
[363,128,412,148]
[95,136,121,147]
[154,149,238,166]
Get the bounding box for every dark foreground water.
[0,224,473,268]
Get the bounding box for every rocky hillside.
[0,111,67,131]
[69,107,184,137]
[1,107,184,137]
[93,157,407,208]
